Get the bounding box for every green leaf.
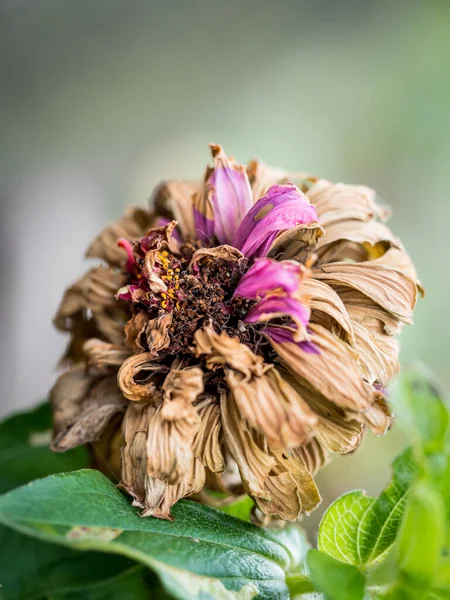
[0,524,150,600]
[0,402,89,493]
[391,367,449,456]
[0,469,304,600]
[426,557,450,600]
[216,495,254,522]
[318,449,416,567]
[307,549,365,600]
[394,481,446,598]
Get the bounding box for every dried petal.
[244,295,311,342]
[117,353,166,403]
[193,395,225,473]
[152,180,201,241]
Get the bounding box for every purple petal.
[194,208,215,245]
[207,145,253,245]
[264,326,320,354]
[244,295,310,341]
[233,183,318,258]
[234,258,303,299]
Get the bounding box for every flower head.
[50,144,420,521]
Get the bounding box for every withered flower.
[50,144,420,521]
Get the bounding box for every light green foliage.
[307,550,365,600]
[318,450,416,567]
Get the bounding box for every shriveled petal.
[244,295,310,342]
[363,395,392,434]
[83,339,131,369]
[146,313,172,356]
[234,258,304,299]
[124,311,150,352]
[193,395,225,473]
[307,179,390,225]
[246,159,315,204]
[351,319,400,385]
[194,324,268,379]
[119,402,150,507]
[86,207,153,267]
[152,180,201,241]
[54,266,128,347]
[292,439,329,476]
[51,367,126,452]
[303,278,355,346]
[141,459,206,520]
[281,370,364,454]
[234,183,319,259]
[271,323,376,412]
[117,353,166,403]
[189,245,244,270]
[226,367,317,449]
[313,260,417,323]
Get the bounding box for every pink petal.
[244,295,310,341]
[234,258,302,299]
[234,183,318,258]
[264,326,320,354]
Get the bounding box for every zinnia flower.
[50,144,420,521]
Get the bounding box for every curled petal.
[51,367,127,452]
[264,326,319,354]
[244,296,310,342]
[117,353,166,403]
[193,395,225,473]
[152,180,201,241]
[189,245,244,270]
[146,313,173,357]
[292,439,329,476]
[83,339,131,369]
[234,258,304,299]
[234,183,319,258]
[194,324,268,379]
[226,367,317,449]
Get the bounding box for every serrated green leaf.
[307,549,365,600]
[0,469,303,600]
[318,449,416,567]
[0,402,89,493]
[0,524,149,600]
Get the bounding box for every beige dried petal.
[51,369,126,452]
[280,371,364,454]
[307,180,390,225]
[246,159,315,203]
[292,438,330,476]
[124,311,150,352]
[351,319,400,385]
[363,395,392,435]
[226,367,317,449]
[370,247,424,295]
[83,339,131,369]
[221,391,275,500]
[117,353,165,403]
[313,260,417,323]
[152,180,201,241]
[271,323,375,413]
[194,324,268,379]
[86,207,154,267]
[303,278,355,345]
[189,245,244,269]
[146,313,172,356]
[193,396,225,473]
[142,459,206,520]
[268,223,324,260]
[119,403,153,507]
[54,266,127,346]
[145,365,203,485]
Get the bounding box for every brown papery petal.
[272,323,375,413]
[194,324,268,379]
[350,320,400,385]
[86,207,154,267]
[193,396,225,473]
[313,260,417,323]
[189,245,244,269]
[268,223,324,260]
[117,353,166,403]
[83,339,131,369]
[152,180,201,241]
[363,395,392,435]
[292,438,330,476]
[307,180,389,225]
[303,278,355,346]
[146,313,172,356]
[315,219,401,257]
[226,367,317,449]
[51,368,127,452]
[125,311,150,352]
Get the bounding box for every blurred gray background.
[1,0,449,527]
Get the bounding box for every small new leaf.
[307,549,365,600]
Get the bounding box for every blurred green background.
[1,0,449,533]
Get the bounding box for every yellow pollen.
[161,300,167,309]
[161,292,167,298]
